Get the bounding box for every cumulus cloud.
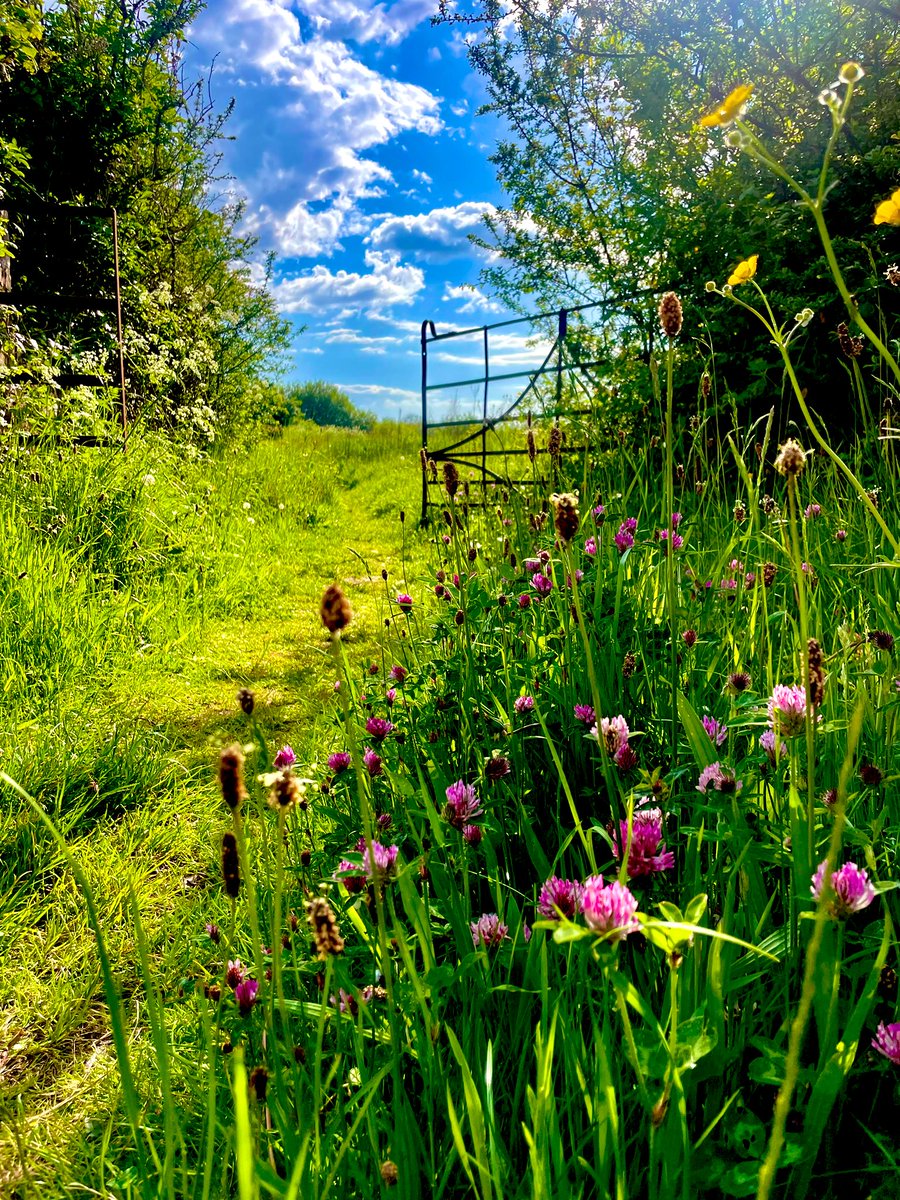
[442,284,505,315]
[190,0,443,254]
[368,201,496,260]
[322,327,406,354]
[270,250,425,313]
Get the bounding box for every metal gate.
[418,294,659,522]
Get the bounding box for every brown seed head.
[808,638,826,708]
[526,428,537,462]
[622,651,636,679]
[269,770,304,812]
[249,1066,268,1102]
[837,322,863,359]
[320,584,352,634]
[658,291,683,339]
[308,897,344,957]
[763,562,777,588]
[419,447,428,473]
[547,423,563,461]
[219,744,247,811]
[442,461,459,499]
[701,371,711,399]
[237,688,255,715]
[221,831,240,899]
[550,491,580,545]
[380,1161,399,1187]
[774,438,807,478]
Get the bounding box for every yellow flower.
[874,188,900,226]
[699,84,754,128]
[727,255,759,286]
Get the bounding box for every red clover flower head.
[470,913,509,948]
[514,695,535,714]
[462,823,483,846]
[524,557,541,573]
[811,860,876,919]
[395,593,414,612]
[225,959,246,989]
[530,572,553,598]
[364,841,399,882]
[585,536,598,556]
[581,876,641,941]
[363,748,383,776]
[804,502,822,520]
[337,860,366,893]
[517,593,532,609]
[697,762,743,794]
[614,742,639,771]
[682,629,697,648]
[205,922,221,943]
[537,876,586,920]
[385,688,396,706]
[835,529,847,542]
[614,522,635,553]
[768,684,808,737]
[872,1022,900,1065]
[702,715,728,747]
[592,714,630,755]
[613,808,675,877]
[234,977,259,1016]
[444,780,483,829]
[485,751,512,781]
[759,730,787,763]
[327,751,351,773]
[365,716,394,740]
[273,745,296,770]
[388,664,408,683]
[574,704,596,725]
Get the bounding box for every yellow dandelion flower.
[874,188,900,227]
[699,83,754,128]
[727,254,759,286]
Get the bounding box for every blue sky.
[186,0,556,422]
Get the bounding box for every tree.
[435,0,900,434]
[281,381,376,430]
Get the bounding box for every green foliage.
[0,0,289,442]
[280,378,377,430]
[444,1,900,433]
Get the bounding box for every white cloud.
[322,327,405,354]
[270,250,425,313]
[191,1,443,254]
[442,284,505,315]
[412,168,433,187]
[432,330,555,370]
[343,383,419,400]
[450,99,468,117]
[368,201,495,259]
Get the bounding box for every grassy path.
[0,424,425,1192]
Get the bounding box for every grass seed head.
[550,492,580,545]
[774,438,807,478]
[308,897,345,957]
[219,744,247,811]
[320,584,352,634]
[658,291,683,338]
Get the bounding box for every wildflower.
[237,688,255,715]
[538,876,585,920]
[376,812,393,831]
[395,593,414,612]
[485,751,512,781]
[337,860,365,894]
[471,912,509,948]
[551,492,580,545]
[221,831,240,899]
[268,770,304,812]
[868,630,895,653]
[514,695,535,714]
[615,743,639,772]
[308,896,345,956]
[658,291,683,338]
[697,763,743,794]
[593,503,605,519]
[517,593,531,609]
[585,536,598,556]
[811,860,876,919]
[205,922,221,943]
[702,715,728,747]
[273,745,296,770]
[330,988,361,1015]
[614,520,636,553]
[838,61,864,84]
[327,751,351,773]
[363,748,383,776]
[768,684,808,737]
[727,671,752,694]
[658,529,684,550]
[225,959,245,988]
[524,557,541,573]
[574,704,596,725]
[835,528,847,542]
[762,562,776,587]
[859,763,883,787]
[365,716,394,740]
[219,745,247,811]
[774,438,807,477]
[444,780,483,829]
[682,629,697,648]
[592,714,630,755]
[530,572,553,598]
[699,83,754,127]
[872,1022,900,1065]
[744,571,756,587]
[388,664,408,683]
[874,188,900,226]
[727,254,759,286]
[363,841,399,882]
[613,808,675,877]
[234,978,259,1016]
[837,322,863,358]
[804,503,822,520]
[759,730,787,763]
[581,876,641,941]
[462,823,483,846]
[821,787,838,809]
[385,688,396,706]
[320,584,353,634]
[884,264,900,287]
